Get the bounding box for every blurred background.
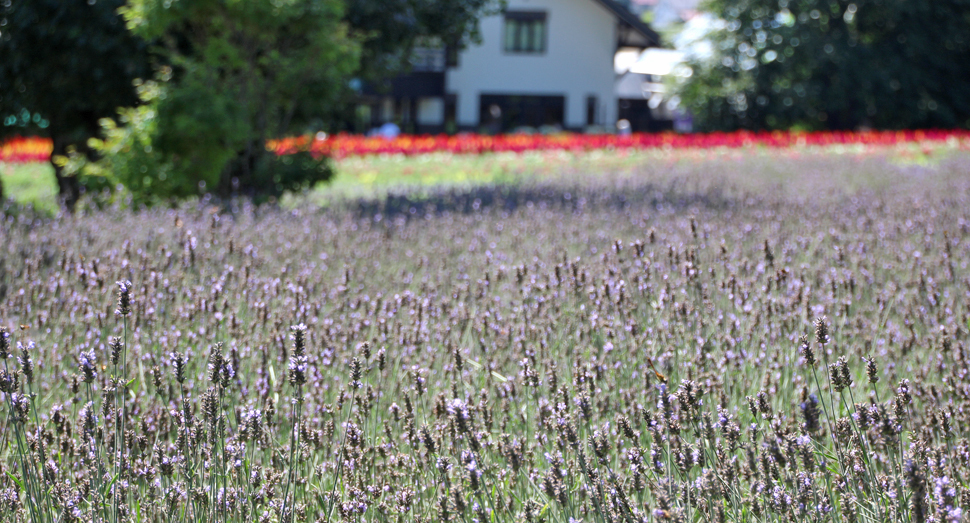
[1,0,968,207]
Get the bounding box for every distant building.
[615,47,686,131]
[614,7,710,132]
[357,0,661,134]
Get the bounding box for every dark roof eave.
[590,0,663,48]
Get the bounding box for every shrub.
[58,71,334,207]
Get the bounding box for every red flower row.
[3,130,969,164]
[0,136,57,164]
[272,129,970,159]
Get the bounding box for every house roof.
[591,0,662,48]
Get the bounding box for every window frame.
[503,11,548,55]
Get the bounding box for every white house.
[358,0,660,134]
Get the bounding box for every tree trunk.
[50,132,81,211]
[219,141,267,200]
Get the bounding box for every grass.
[0,161,59,214]
[0,144,968,522]
[4,139,963,213]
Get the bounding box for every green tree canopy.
[346,0,500,77]
[113,0,361,201]
[678,0,970,131]
[0,0,152,207]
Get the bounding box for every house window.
[410,46,446,72]
[504,11,547,54]
[479,94,565,131]
[410,37,447,72]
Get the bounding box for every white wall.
[446,0,618,129]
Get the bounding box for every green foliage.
[61,71,334,207]
[5,0,497,206]
[0,0,150,137]
[678,0,970,131]
[345,0,501,76]
[150,69,248,191]
[111,0,359,200]
[0,0,152,206]
[256,151,335,202]
[61,0,353,206]
[59,77,202,206]
[57,69,333,207]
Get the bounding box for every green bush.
[59,73,335,207]
[121,0,358,201]
[57,76,215,207]
[57,0,356,207]
[150,66,248,193]
[57,80,166,206]
[253,150,334,203]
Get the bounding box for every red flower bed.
[0,136,54,163]
[3,130,969,164]
[272,129,970,159]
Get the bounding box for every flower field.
[0,147,969,522]
[4,129,970,164]
[271,129,970,159]
[0,136,56,164]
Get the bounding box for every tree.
[90,0,499,203]
[0,0,152,208]
[111,0,361,201]
[12,0,497,206]
[345,0,499,77]
[677,0,970,131]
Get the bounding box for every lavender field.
[1,149,969,522]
